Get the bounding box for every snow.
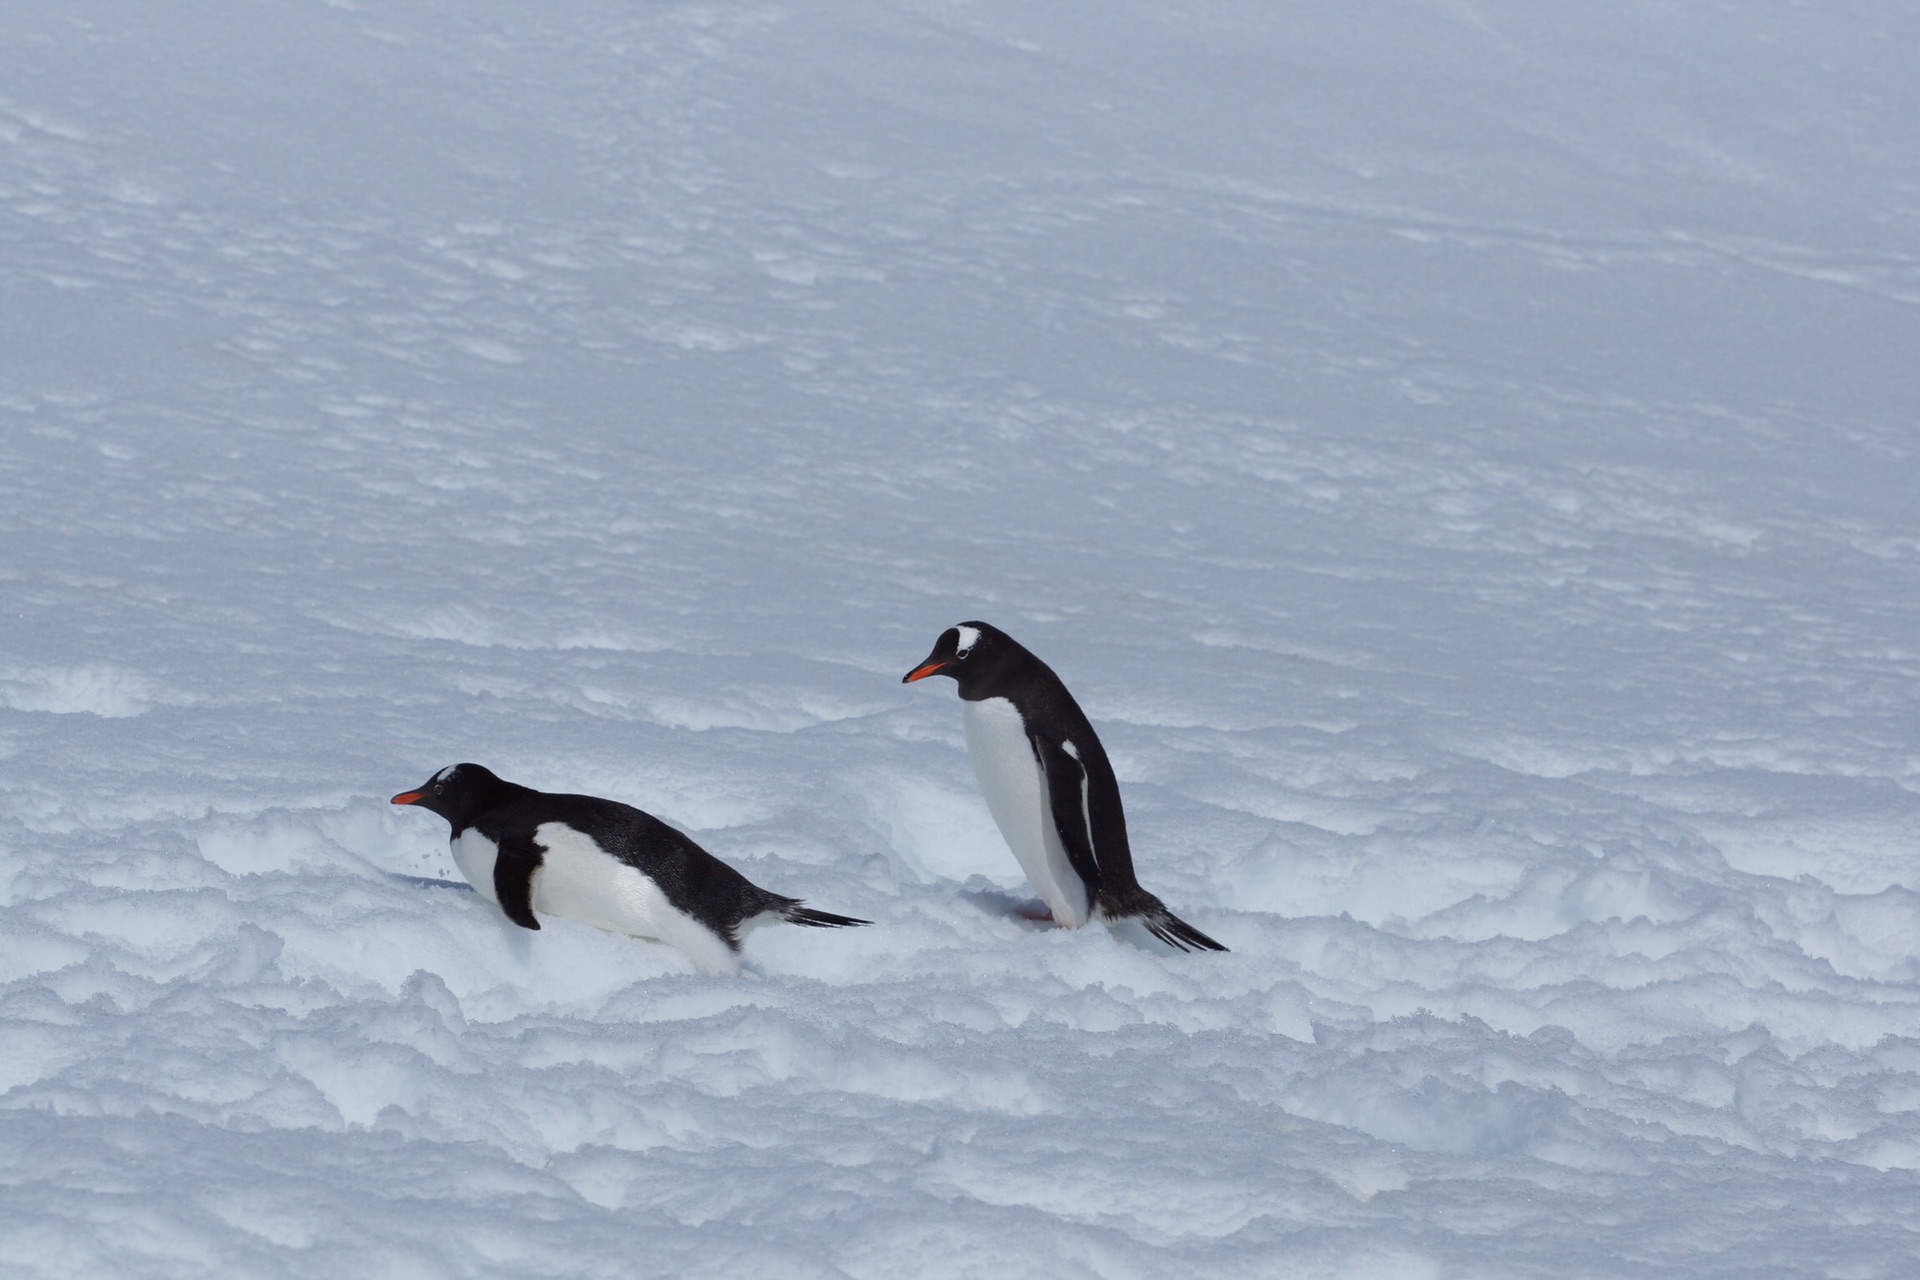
[4,0,1920,1274]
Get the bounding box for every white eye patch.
[954,625,981,654]
[432,765,458,784]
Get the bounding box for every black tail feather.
[1140,910,1229,953]
[781,903,871,930]
[1105,890,1228,953]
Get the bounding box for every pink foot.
[1015,904,1056,924]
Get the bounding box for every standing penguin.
[392,763,867,976]
[903,622,1227,952]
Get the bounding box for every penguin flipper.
[491,832,544,930]
[1034,733,1104,898]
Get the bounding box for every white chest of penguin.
[451,827,504,904]
[961,696,1092,927]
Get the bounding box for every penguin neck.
[953,664,1021,703]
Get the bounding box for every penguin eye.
[432,782,444,794]
[955,646,972,660]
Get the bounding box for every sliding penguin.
[903,622,1227,953]
[392,763,867,976]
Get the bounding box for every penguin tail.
[1103,889,1228,953]
[778,901,871,930]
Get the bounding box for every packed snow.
[5,0,1920,1275]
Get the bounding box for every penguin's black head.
[391,762,500,827]
[902,621,1013,692]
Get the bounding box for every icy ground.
[5,1,1920,1275]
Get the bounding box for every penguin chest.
[962,697,1092,927]
[451,828,502,904]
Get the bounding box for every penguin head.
[391,762,500,827]
[902,621,1011,692]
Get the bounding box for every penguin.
[391,763,868,976]
[902,622,1227,953]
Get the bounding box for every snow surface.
[5,0,1920,1274]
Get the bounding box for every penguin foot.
[1014,903,1057,924]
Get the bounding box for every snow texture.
[4,0,1920,1275]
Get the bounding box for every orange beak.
[391,790,425,806]
[902,661,947,683]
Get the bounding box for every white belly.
[962,697,1092,927]
[448,823,740,976]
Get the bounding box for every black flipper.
[491,832,544,931]
[1033,733,1104,899]
[1036,730,1228,954]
